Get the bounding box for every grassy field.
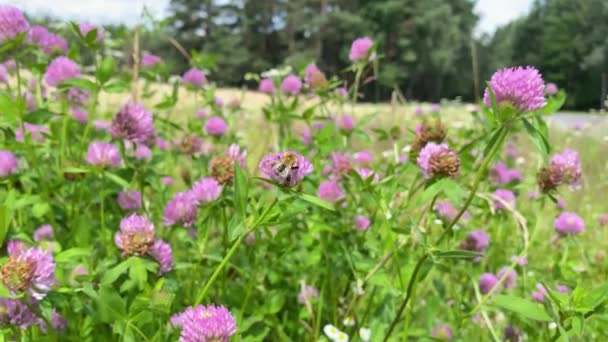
[8,78,608,340]
[96,85,608,269]
[99,84,608,190]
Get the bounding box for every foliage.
[483,0,608,110]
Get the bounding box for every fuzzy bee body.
[272,152,299,183]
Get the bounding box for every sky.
[475,0,533,34]
[4,0,533,34]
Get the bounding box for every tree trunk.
[286,2,296,53]
[471,40,480,102]
[313,0,328,59]
[436,75,443,102]
[205,1,214,43]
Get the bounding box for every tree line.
[30,0,608,110]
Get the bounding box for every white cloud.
[3,0,169,25]
[475,0,533,35]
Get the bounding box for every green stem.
[382,193,439,341]
[59,99,69,167]
[392,141,399,164]
[238,250,256,324]
[15,61,22,101]
[100,171,106,241]
[138,169,146,213]
[436,127,508,245]
[221,205,228,298]
[194,228,252,305]
[401,286,416,340]
[314,234,332,340]
[357,286,377,331]
[24,299,56,341]
[405,176,424,203]
[382,254,429,342]
[15,61,26,159]
[351,65,363,106]
[81,88,99,148]
[383,125,508,341]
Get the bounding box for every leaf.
[32,202,50,218]
[534,115,550,141]
[70,21,84,40]
[101,258,134,285]
[130,310,154,326]
[522,118,550,157]
[482,126,505,159]
[78,283,98,300]
[84,29,99,45]
[556,324,570,342]
[389,125,400,139]
[97,285,127,322]
[297,193,335,211]
[105,172,130,188]
[96,56,115,85]
[480,104,496,126]
[357,113,378,127]
[252,198,279,228]
[541,91,566,115]
[129,257,148,291]
[233,162,248,219]
[24,109,57,124]
[55,248,91,264]
[485,82,499,118]
[227,216,247,242]
[239,315,264,334]
[414,179,446,207]
[67,44,81,61]
[371,128,389,141]
[435,250,482,260]
[0,206,11,248]
[571,314,584,336]
[61,78,99,92]
[441,179,465,205]
[104,80,130,93]
[264,291,285,314]
[155,116,184,132]
[0,93,19,121]
[391,226,411,235]
[62,166,90,174]
[0,282,11,298]
[302,106,315,120]
[0,32,27,53]
[574,284,608,313]
[13,195,41,210]
[171,80,179,100]
[252,177,282,188]
[154,95,177,109]
[492,294,552,321]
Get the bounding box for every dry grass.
[94,82,478,164]
[95,84,608,203]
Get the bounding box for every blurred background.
[5,0,608,111]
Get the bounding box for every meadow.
[1,5,608,342]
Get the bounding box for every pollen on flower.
[0,247,55,300]
[1,260,34,292]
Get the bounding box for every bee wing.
[278,165,292,179]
